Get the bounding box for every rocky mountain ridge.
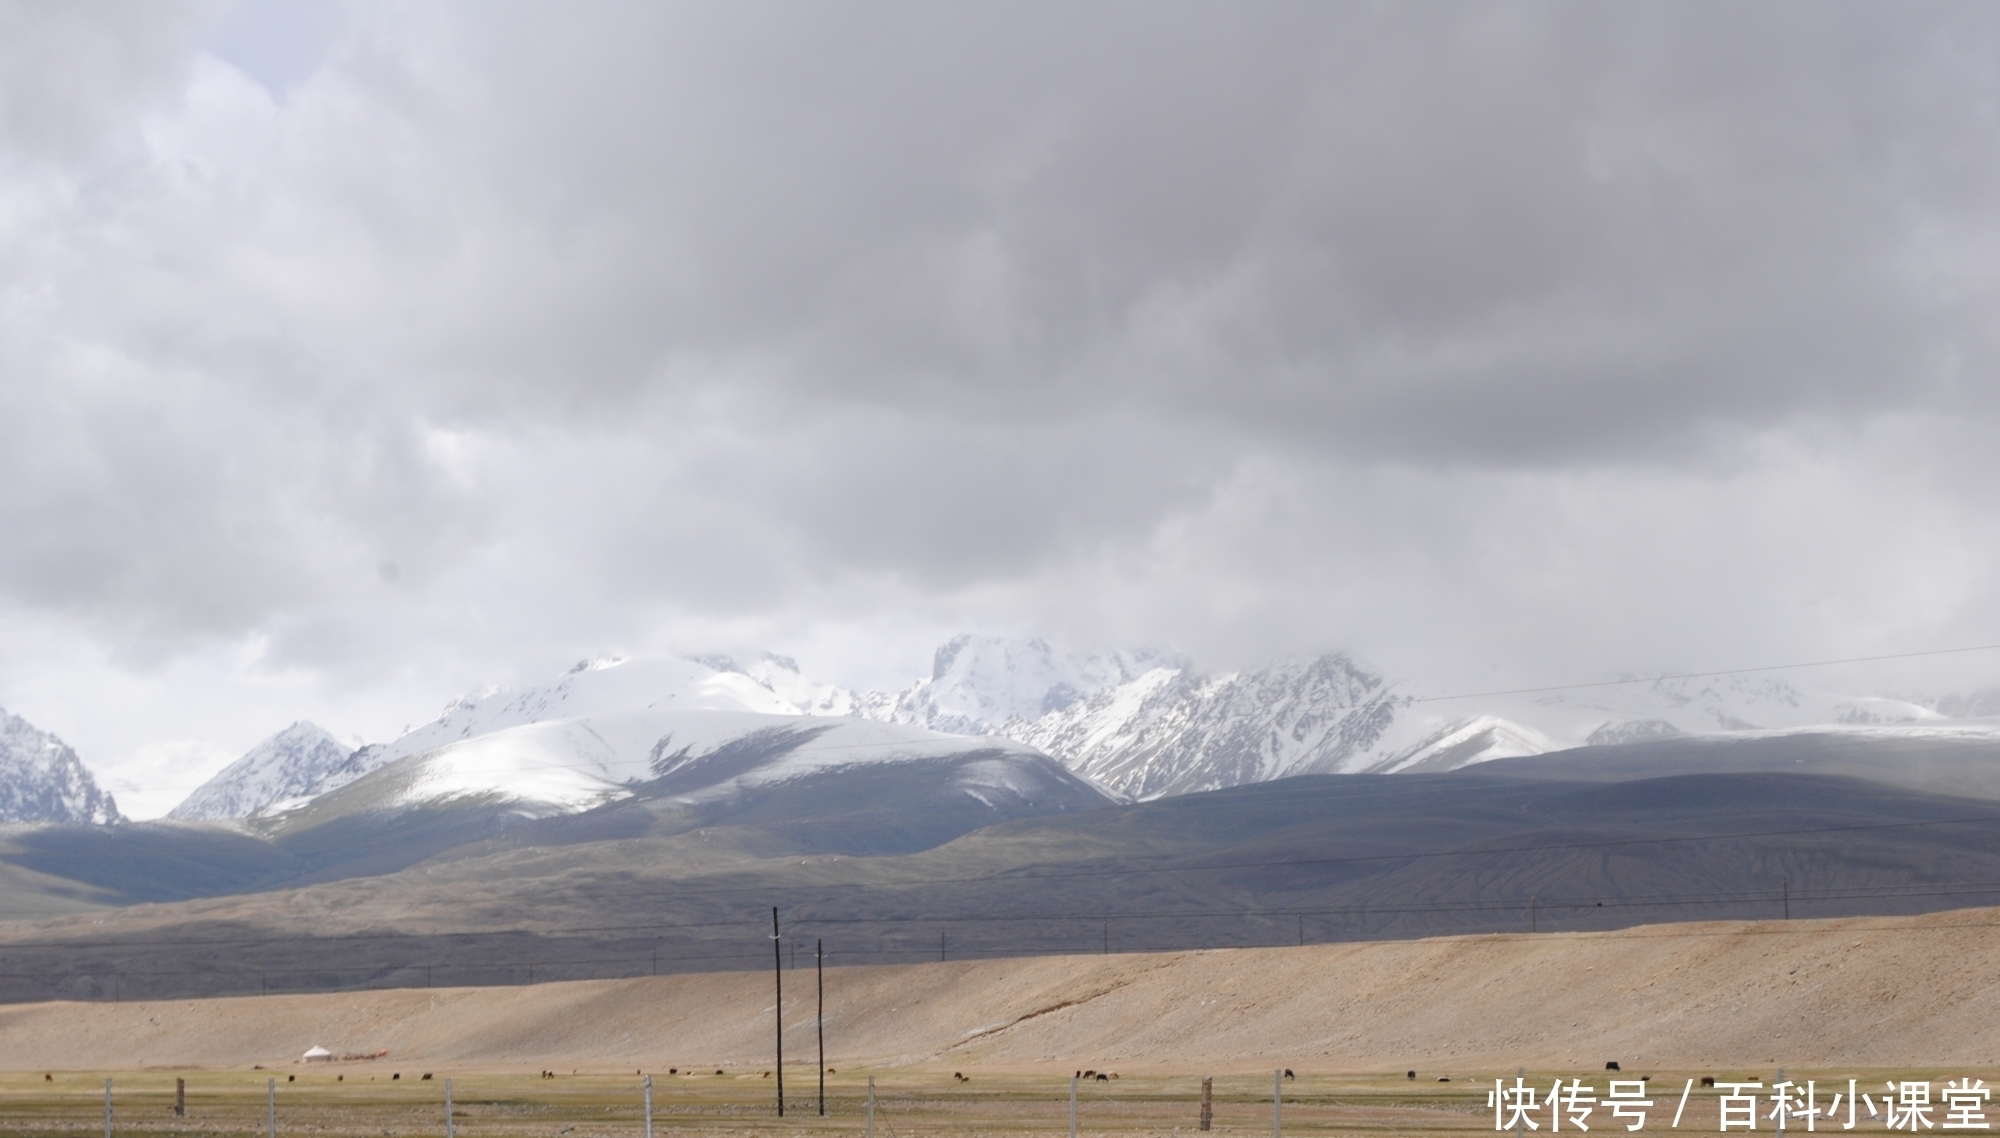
[159,636,2000,819]
[0,705,122,824]
[719,636,1969,799]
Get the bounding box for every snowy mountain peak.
[168,721,361,822]
[155,636,2000,825]
[1008,651,1409,799]
[0,705,122,824]
[883,633,1185,736]
[924,639,1977,800]
[168,656,800,820]
[739,653,861,716]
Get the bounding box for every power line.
[37,733,2000,956]
[20,905,2000,999]
[18,806,2000,955]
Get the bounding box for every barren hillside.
[3,907,1995,1073]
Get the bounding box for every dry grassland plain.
[0,909,1994,1137]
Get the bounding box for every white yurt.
[302,1046,333,1063]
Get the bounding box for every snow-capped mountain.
[1931,688,2000,719]
[170,654,1048,821]
[0,705,122,824]
[169,635,1991,821]
[746,635,1186,736]
[288,704,1110,829]
[1005,653,1422,798]
[168,721,365,821]
[735,653,864,717]
[1458,672,1948,748]
[705,635,1973,801]
[1000,656,1961,798]
[169,656,798,819]
[890,635,1183,734]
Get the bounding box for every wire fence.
[15,1069,1975,1138]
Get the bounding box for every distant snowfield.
[375,706,1057,818]
[154,636,2000,822]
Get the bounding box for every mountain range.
[0,638,1995,1001]
[0,634,1994,828]
[734,636,1982,799]
[7,730,2000,1003]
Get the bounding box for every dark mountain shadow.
[1479,732,2000,800]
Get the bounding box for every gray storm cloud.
[1,1,1997,771]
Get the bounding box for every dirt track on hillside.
[2,908,1995,1073]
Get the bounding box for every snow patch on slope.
[301,707,1101,821]
[171,656,803,820]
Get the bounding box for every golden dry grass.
[0,908,1995,1138]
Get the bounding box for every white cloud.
[3,2,2000,785]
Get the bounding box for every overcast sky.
[4,1,2000,815]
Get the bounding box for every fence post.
[644,1074,653,1138]
[267,1078,275,1138]
[1070,1074,1078,1138]
[175,1078,186,1119]
[1200,1076,1212,1132]
[445,1078,454,1138]
[866,1076,875,1138]
[1273,1069,1282,1138]
[103,1078,111,1138]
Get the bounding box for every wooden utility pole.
[1200,1076,1213,1131]
[817,939,826,1117]
[773,908,785,1117]
[267,1079,275,1138]
[1069,1074,1078,1138]
[644,1075,653,1138]
[445,1079,454,1138]
[174,1079,185,1118]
